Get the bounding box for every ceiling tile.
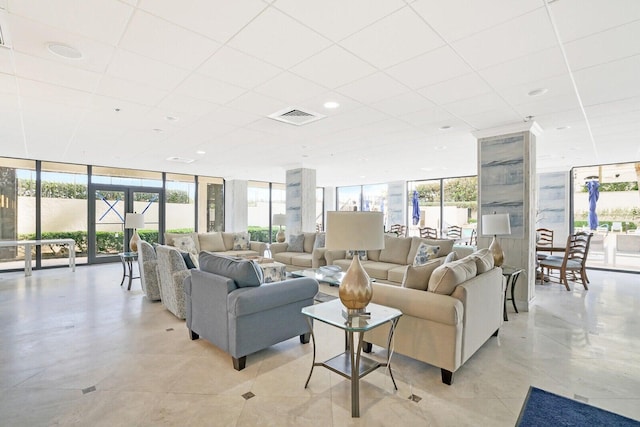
[290,46,376,89]
[336,72,409,104]
[478,47,567,89]
[549,0,640,42]
[0,47,13,74]
[7,0,134,45]
[138,0,266,43]
[371,92,434,117]
[462,107,522,129]
[226,90,287,117]
[511,94,582,118]
[274,0,404,41]
[574,55,640,106]
[564,20,640,72]
[445,92,513,117]
[340,7,444,69]
[254,71,328,104]
[120,10,221,69]
[156,93,217,117]
[197,46,282,89]
[498,73,575,107]
[411,0,542,42]
[386,46,472,89]
[0,73,18,95]
[96,75,169,106]
[228,8,331,69]
[107,49,192,90]
[13,52,101,92]
[418,73,492,105]
[401,106,456,127]
[451,8,557,70]
[174,73,246,105]
[17,78,92,108]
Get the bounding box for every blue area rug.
[517,386,639,426]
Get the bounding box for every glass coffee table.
[289,268,344,286]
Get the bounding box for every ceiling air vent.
[268,107,325,126]
[0,9,11,49]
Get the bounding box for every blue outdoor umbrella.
[412,190,420,226]
[587,180,599,230]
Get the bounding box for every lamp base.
[339,255,373,312]
[276,229,285,243]
[130,229,141,252]
[489,235,504,267]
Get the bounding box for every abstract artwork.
[479,134,525,238]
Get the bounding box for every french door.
[89,185,162,263]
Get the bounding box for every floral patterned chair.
[137,240,161,301]
[155,245,191,319]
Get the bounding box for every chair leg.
[232,356,246,371]
[441,369,454,385]
[189,330,199,340]
[561,268,571,291]
[299,332,310,344]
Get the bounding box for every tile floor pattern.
[0,265,639,426]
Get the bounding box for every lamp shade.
[125,213,145,229]
[326,211,384,250]
[482,213,511,236]
[272,214,287,226]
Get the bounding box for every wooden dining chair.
[536,228,554,281]
[419,226,438,239]
[538,232,592,291]
[389,224,407,237]
[445,225,462,240]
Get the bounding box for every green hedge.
[248,226,278,243]
[573,220,637,232]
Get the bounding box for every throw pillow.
[232,232,250,250]
[413,243,440,266]
[199,232,226,252]
[428,257,477,295]
[346,250,368,260]
[173,236,197,255]
[287,234,305,252]
[469,248,494,273]
[179,250,198,269]
[379,235,412,265]
[402,260,444,291]
[444,251,458,264]
[313,233,326,249]
[198,252,263,287]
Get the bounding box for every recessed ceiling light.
[556,125,571,130]
[166,156,194,164]
[195,150,206,155]
[527,88,548,97]
[152,128,164,132]
[433,145,447,151]
[165,116,179,122]
[323,101,340,109]
[421,167,433,171]
[439,125,452,130]
[47,42,82,59]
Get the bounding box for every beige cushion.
[198,232,226,252]
[379,235,412,265]
[444,251,458,263]
[428,257,477,295]
[363,262,396,280]
[387,265,408,283]
[303,233,316,253]
[221,232,235,251]
[403,261,444,291]
[407,237,455,263]
[367,249,381,262]
[165,232,200,252]
[469,248,494,273]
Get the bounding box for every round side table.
[119,252,140,291]
[501,266,523,321]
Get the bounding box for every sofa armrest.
[371,282,462,326]
[270,242,288,255]
[325,250,346,265]
[250,241,267,255]
[228,277,319,317]
[311,248,327,268]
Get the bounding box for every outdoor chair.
[445,225,462,240]
[389,224,407,237]
[539,232,592,291]
[419,226,438,239]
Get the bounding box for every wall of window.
[198,176,224,232]
[316,188,324,231]
[165,173,195,233]
[248,181,286,243]
[337,185,362,212]
[335,183,388,228]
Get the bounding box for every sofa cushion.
[403,260,444,291]
[303,233,316,253]
[288,234,305,252]
[173,235,198,255]
[199,252,263,287]
[388,265,409,283]
[199,232,226,252]
[346,250,368,260]
[165,232,200,252]
[413,242,440,266]
[273,252,294,265]
[408,237,454,263]
[334,258,353,272]
[291,253,313,268]
[428,257,477,295]
[444,251,458,264]
[313,233,325,249]
[379,235,412,265]
[367,249,381,262]
[232,232,250,250]
[363,262,398,280]
[222,232,235,251]
[469,248,494,273]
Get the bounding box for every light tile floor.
[0,264,639,426]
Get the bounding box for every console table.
[302,299,402,417]
[0,239,76,276]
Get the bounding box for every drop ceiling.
[0,0,639,187]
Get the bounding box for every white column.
[475,122,542,311]
[224,180,247,232]
[286,168,316,235]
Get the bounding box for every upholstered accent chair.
[137,240,161,301]
[184,252,318,370]
[155,245,191,319]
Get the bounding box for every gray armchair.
[156,245,191,319]
[184,252,319,370]
[137,240,161,301]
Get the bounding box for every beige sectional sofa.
[325,234,472,285]
[270,232,327,270]
[363,248,504,385]
[164,231,267,259]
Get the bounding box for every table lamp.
[481,212,511,267]
[273,214,287,243]
[125,213,145,252]
[326,211,384,316]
